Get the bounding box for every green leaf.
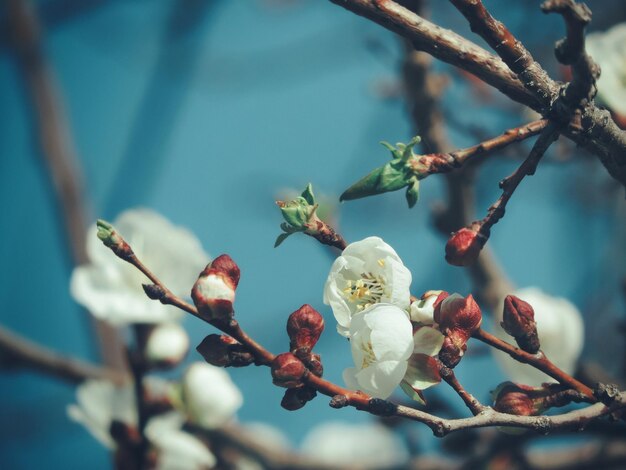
[405,178,420,208]
[300,183,316,206]
[340,163,407,202]
[400,381,426,406]
[274,232,292,248]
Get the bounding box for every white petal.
[412,327,445,356]
[409,293,440,324]
[403,354,441,390]
[355,360,408,399]
[364,305,413,362]
[385,258,412,310]
[587,23,626,115]
[342,367,360,392]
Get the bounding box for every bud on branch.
[501,295,540,354]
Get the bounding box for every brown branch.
[439,364,486,415]
[328,0,626,190]
[7,0,126,370]
[476,124,560,237]
[473,328,594,399]
[417,119,550,176]
[0,325,126,385]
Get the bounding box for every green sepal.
[400,381,427,406]
[405,177,420,208]
[300,183,315,206]
[274,232,293,248]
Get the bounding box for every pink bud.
[502,295,540,353]
[191,268,237,322]
[437,294,482,335]
[445,225,487,266]
[287,304,325,354]
[493,382,539,416]
[271,353,307,388]
[438,335,467,368]
[210,254,241,288]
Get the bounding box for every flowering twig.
[472,328,594,399]
[328,0,626,189]
[0,325,126,385]
[438,364,486,415]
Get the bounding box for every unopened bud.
[436,294,482,334]
[493,382,541,416]
[196,334,254,367]
[445,224,487,267]
[287,304,325,354]
[144,323,189,368]
[502,295,540,354]
[303,352,323,377]
[96,219,133,259]
[280,386,317,411]
[438,335,467,368]
[191,263,237,322]
[271,353,307,388]
[210,254,241,288]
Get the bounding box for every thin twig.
[439,364,486,415]
[473,328,594,399]
[0,325,126,385]
[7,0,126,370]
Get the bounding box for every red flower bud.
[191,267,237,322]
[271,353,307,388]
[196,334,254,367]
[438,335,467,368]
[492,382,540,416]
[287,304,325,354]
[210,254,241,288]
[280,386,317,411]
[502,295,540,354]
[437,294,482,335]
[445,224,487,266]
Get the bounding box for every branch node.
[329,394,349,409]
[368,398,397,416]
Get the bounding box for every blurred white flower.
[401,326,445,403]
[71,208,209,325]
[67,380,136,449]
[409,290,443,324]
[587,23,626,116]
[494,287,584,386]
[301,421,409,468]
[145,412,216,470]
[145,323,190,366]
[182,363,243,429]
[324,237,412,337]
[343,304,413,399]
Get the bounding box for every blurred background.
[2,0,626,468]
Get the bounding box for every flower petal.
[364,305,413,362]
[355,360,408,399]
[412,327,445,356]
[403,354,441,390]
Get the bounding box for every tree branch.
[0,325,126,385]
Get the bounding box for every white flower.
[494,287,584,386]
[343,304,414,399]
[587,23,626,116]
[182,363,243,429]
[71,208,210,325]
[409,290,443,324]
[401,326,445,404]
[324,237,412,337]
[301,421,409,468]
[67,380,136,448]
[145,323,190,365]
[145,412,216,470]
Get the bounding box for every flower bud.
[96,219,134,260]
[271,353,307,388]
[436,294,482,335]
[303,353,323,377]
[191,266,237,322]
[438,335,467,368]
[287,304,325,354]
[196,334,255,368]
[144,322,189,368]
[501,295,540,354]
[432,291,450,324]
[280,386,317,411]
[492,382,540,416]
[210,254,241,288]
[445,224,487,267]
